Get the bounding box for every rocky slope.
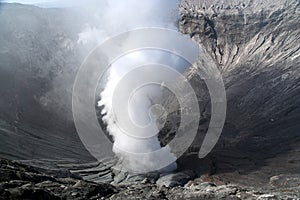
[0,159,117,200]
[177,0,300,189]
[1,159,299,199]
[0,3,95,161]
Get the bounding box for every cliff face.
[178,0,300,187]
[180,0,300,130]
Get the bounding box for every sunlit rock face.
[178,0,300,186]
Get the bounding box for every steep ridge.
[179,0,300,187]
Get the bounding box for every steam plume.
[87,0,185,172]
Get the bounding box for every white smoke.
[98,50,188,172]
[77,0,179,46]
[76,0,185,172]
